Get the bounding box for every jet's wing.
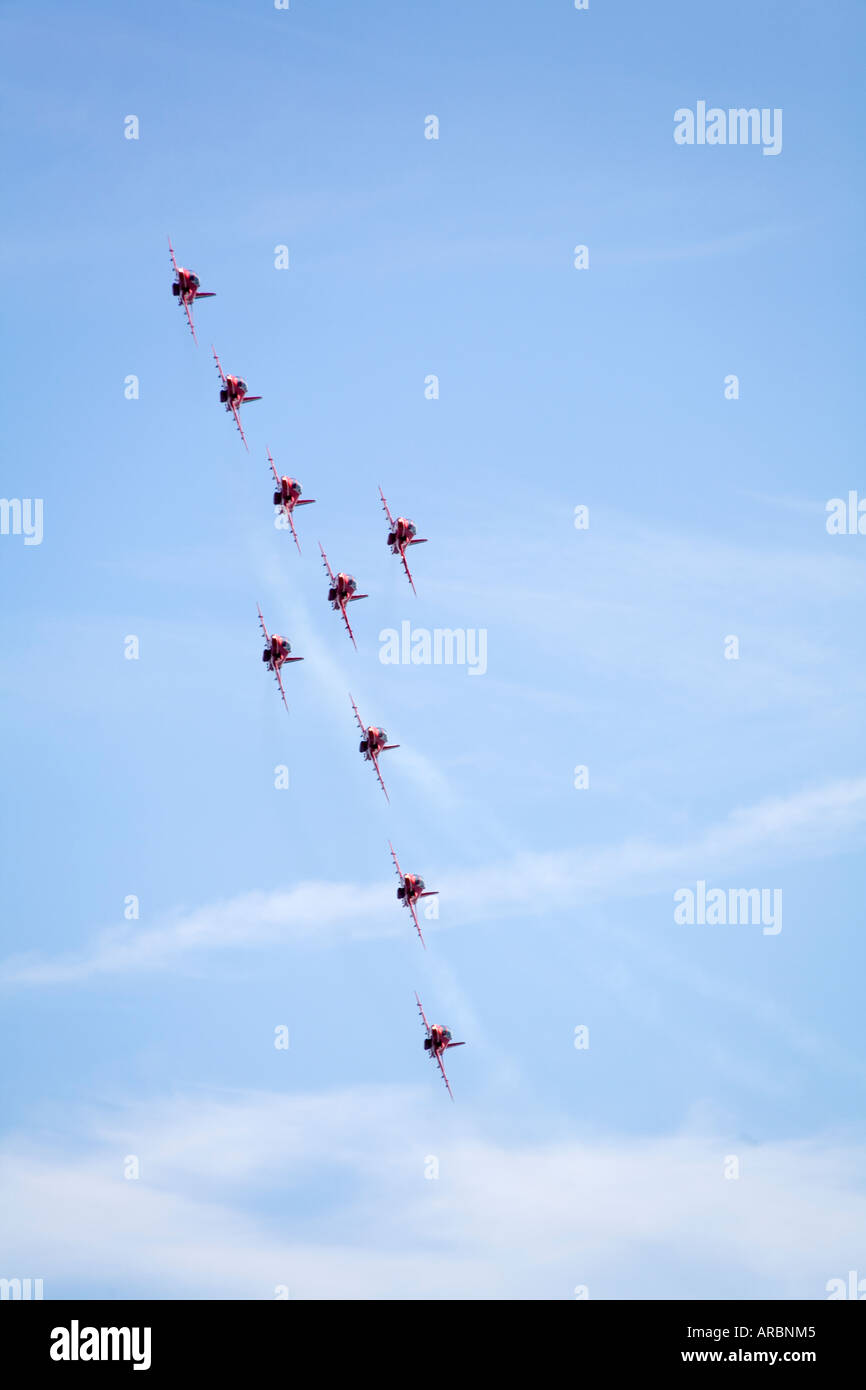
[168,236,179,275]
[182,297,198,344]
[369,749,390,802]
[212,346,227,386]
[273,662,290,713]
[434,1050,455,1101]
[256,603,270,646]
[285,508,301,553]
[267,449,280,487]
[349,694,366,738]
[400,538,427,595]
[230,399,249,451]
[399,547,417,596]
[436,1041,465,1100]
[378,485,396,530]
[406,895,426,949]
[415,992,431,1038]
[319,543,336,585]
[388,840,404,882]
[339,600,358,649]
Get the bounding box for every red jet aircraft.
[379,487,427,595]
[320,545,367,648]
[257,604,303,712]
[269,450,315,554]
[213,347,261,451]
[389,841,437,949]
[415,992,465,1101]
[168,237,215,344]
[350,694,398,801]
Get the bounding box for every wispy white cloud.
[431,509,866,612]
[2,1086,864,1299]
[446,775,866,921]
[3,777,865,986]
[421,512,866,728]
[0,883,392,985]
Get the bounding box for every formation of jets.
[169,239,465,1098]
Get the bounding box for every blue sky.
[2,0,866,1299]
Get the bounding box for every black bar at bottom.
[3,1299,863,1374]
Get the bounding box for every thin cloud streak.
[3,777,865,985]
